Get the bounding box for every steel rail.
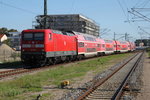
[0,68,27,74]
[76,52,140,100]
[0,68,29,78]
[111,52,144,100]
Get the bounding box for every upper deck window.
[105,40,113,43]
[84,36,96,41]
[120,41,126,44]
[52,30,63,35]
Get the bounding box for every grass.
[0,53,134,100]
[146,47,150,58]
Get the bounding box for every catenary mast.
[44,0,47,29]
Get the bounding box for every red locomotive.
[21,29,77,66]
[21,29,136,66]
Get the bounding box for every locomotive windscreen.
[22,32,44,41]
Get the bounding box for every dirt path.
[136,53,150,100]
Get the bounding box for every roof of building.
[37,14,98,25]
[0,34,5,39]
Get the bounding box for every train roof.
[73,31,97,41]
[115,40,121,44]
[104,39,115,43]
[96,38,105,44]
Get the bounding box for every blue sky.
[0,0,150,41]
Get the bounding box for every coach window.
[128,45,130,48]
[102,44,105,48]
[78,42,84,47]
[97,44,100,47]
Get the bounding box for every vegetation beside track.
[0,61,22,68]
[0,53,134,100]
[146,47,150,58]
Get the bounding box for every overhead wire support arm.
[132,8,150,21]
[132,8,150,11]
[128,8,150,22]
[138,26,150,35]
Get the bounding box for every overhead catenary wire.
[141,0,150,8]
[134,0,142,8]
[0,1,38,15]
[121,0,150,40]
[116,0,127,19]
[138,26,150,35]
[134,0,150,8]
[129,0,150,22]
[129,8,150,22]
[116,0,140,40]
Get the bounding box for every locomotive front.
[21,29,47,66]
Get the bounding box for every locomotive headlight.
[41,49,44,51]
[35,44,44,48]
[22,44,31,48]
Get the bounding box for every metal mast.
[44,0,47,29]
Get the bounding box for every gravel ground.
[136,53,150,100]
[84,53,142,100]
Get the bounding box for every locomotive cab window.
[22,33,33,40]
[22,32,44,41]
[34,33,44,40]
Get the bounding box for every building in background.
[8,32,21,50]
[34,14,100,37]
[135,39,150,47]
[0,34,7,43]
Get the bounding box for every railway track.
[0,66,51,79]
[60,51,144,100]
[76,52,143,100]
[0,68,29,78]
[0,68,31,79]
[0,51,139,80]
[0,57,88,79]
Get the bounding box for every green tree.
[0,27,18,36]
[0,27,8,35]
[8,29,18,32]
